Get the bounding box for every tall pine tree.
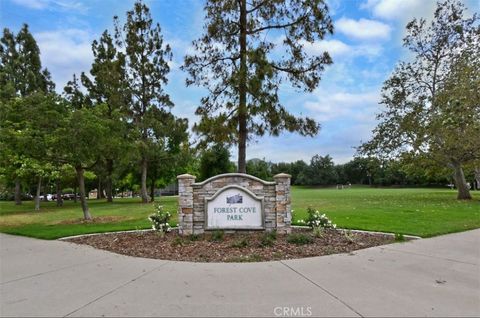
[114,0,174,203]
[0,24,54,205]
[183,0,334,173]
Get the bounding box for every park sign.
[205,185,263,229]
[177,173,292,235]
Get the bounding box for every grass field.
[0,187,478,239]
[0,197,177,239]
[291,187,479,237]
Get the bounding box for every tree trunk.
[140,157,149,203]
[474,167,480,191]
[150,178,155,203]
[451,161,472,200]
[34,176,42,211]
[73,185,77,203]
[56,180,63,207]
[97,177,102,199]
[76,166,92,220]
[14,177,22,205]
[43,181,48,202]
[106,159,113,202]
[237,0,247,174]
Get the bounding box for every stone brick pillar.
[274,173,292,234]
[177,174,195,235]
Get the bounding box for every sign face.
[206,186,263,229]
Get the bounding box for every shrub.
[299,207,337,237]
[210,230,224,242]
[231,237,249,248]
[287,233,313,245]
[188,234,200,241]
[259,235,274,247]
[148,205,172,236]
[171,237,185,247]
[343,230,356,243]
[395,233,405,242]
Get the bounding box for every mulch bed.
[66,228,396,262]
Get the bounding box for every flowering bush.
[148,205,172,236]
[297,207,336,237]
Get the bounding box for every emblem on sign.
[226,194,243,204]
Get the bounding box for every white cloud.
[301,39,351,57]
[12,0,48,9]
[361,0,435,22]
[300,39,383,61]
[336,17,392,41]
[304,90,380,122]
[12,0,88,13]
[35,29,94,92]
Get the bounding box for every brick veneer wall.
[177,173,291,235]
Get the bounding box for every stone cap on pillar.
[177,174,196,180]
[273,173,291,179]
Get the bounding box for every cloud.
[361,0,435,22]
[304,89,380,122]
[300,39,383,60]
[12,0,48,9]
[12,0,88,13]
[336,17,392,41]
[35,29,94,92]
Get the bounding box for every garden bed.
[66,228,397,262]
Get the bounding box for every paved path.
[1,230,479,317]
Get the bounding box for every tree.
[144,113,189,202]
[114,1,174,203]
[299,154,337,185]
[199,144,235,181]
[359,0,479,199]
[0,25,54,205]
[246,158,271,180]
[81,30,129,202]
[55,103,108,220]
[183,0,333,173]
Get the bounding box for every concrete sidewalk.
[1,230,479,317]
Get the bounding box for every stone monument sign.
[177,173,292,235]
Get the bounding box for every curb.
[59,226,421,241]
[291,225,422,240]
[58,228,159,241]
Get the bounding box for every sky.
[1,0,479,164]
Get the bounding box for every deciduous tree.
[359,0,479,199]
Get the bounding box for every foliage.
[188,234,200,242]
[114,0,180,203]
[301,207,336,237]
[148,205,172,235]
[394,233,405,242]
[359,0,479,199]
[246,159,271,181]
[231,237,249,248]
[199,144,235,181]
[286,233,313,245]
[183,0,333,172]
[343,230,355,244]
[210,229,225,242]
[259,231,276,247]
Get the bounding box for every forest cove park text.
[213,207,258,221]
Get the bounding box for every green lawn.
[0,187,479,239]
[291,187,480,237]
[0,197,177,239]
